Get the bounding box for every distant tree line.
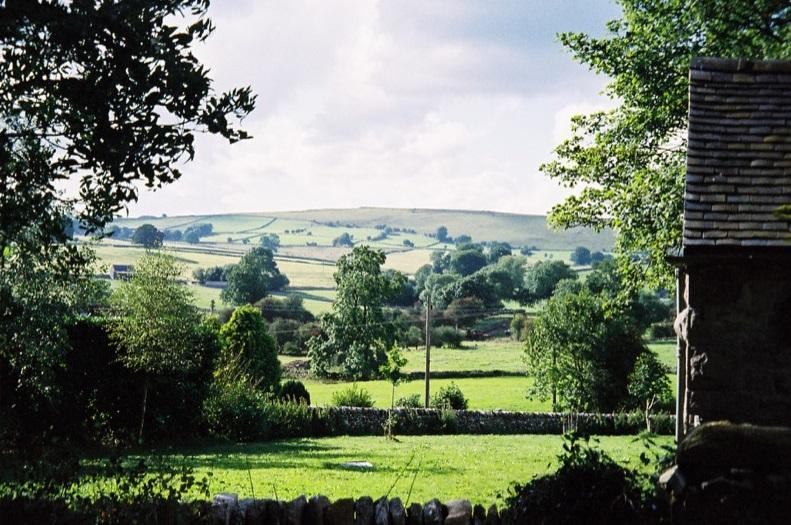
[104,222,214,246]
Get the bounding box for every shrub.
[281,341,302,356]
[430,382,468,410]
[265,400,325,438]
[331,384,374,407]
[219,305,281,392]
[203,380,269,441]
[432,326,464,348]
[504,433,651,524]
[647,321,675,340]
[279,380,311,405]
[438,407,458,432]
[396,393,422,408]
[399,325,424,349]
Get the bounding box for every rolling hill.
[113,207,614,251]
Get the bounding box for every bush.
[510,313,533,341]
[203,380,270,441]
[504,433,652,524]
[281,341,302,356]
[432,326,464,348]
[279,380,311,405]
[396,393,423,408]
[647,321,675,340]
[430,382,468,410]
[331,384,374,407]
[219,305,281,392]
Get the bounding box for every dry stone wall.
[210,493,506,525]
[305,406,674,436]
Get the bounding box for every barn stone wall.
[676,254,791,433]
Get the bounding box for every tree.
[132,224,164,248]
[521,260,577,304]
[525,284,645,412]
[308,246,402,379]
[260,233,280,251]
[542,0,791,291]
[487,242,513,264]
[108,251,201,441]
[444,296,486,329]
[436,226,449,243]
[450,248,488,276]
[628,350,672,432]
[430,251,450,273]
[0,1,254,259]
[380,346,408,408]
[183,223,213,244]
[332,232,354,247]
[0,1,253,423]
[570,246,591,266]
[384,270,418,307]
[218,305,281,393]
[221,247,289,305]
[454,234,472,245]
[590,251,606,265]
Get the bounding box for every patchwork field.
[109,207,613,251]
[132,434,670,504]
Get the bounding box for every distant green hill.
[114,207,614,251]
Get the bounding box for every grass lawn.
[648,340,676,370]
[138,434,670,504]
[401,338,525,374]
[302,376,548,412]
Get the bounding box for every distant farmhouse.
[671,58,791,441]
[108,263,134,280]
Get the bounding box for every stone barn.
[671,57,791,441]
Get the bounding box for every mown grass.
[127,434,670,504]
[648,340,676,370]
[302,376,548,412]
[401,338,525,374]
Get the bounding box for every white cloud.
[126,0,619,217]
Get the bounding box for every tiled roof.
[683,57,791,247]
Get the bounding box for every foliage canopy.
[543,0,791,290]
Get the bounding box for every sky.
[127,0,621,218]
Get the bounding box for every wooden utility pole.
[424,293,432,408]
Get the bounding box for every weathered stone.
[264,499,285,525]
[471,505,485,525]
[422,499,444,525]
[287,495,309,525]
[212,493,239,525]
[444,500,471,525]
[355,496,375,525]
[389,498,406,525]
[375,497,391,525]
[242,499,266,525]
[484,505,499,525]
[307,496,331,525]
[406,503,423,525]
[326,498,355,525]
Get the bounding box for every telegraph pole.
[424,293,432,408]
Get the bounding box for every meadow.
[303,376,548,412]
[130,434,669,504]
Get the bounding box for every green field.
[303,376,548,412]
[110,207,614,251]
[401,339,525,374]
[132,434,669,504]
[648,340,677,370]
